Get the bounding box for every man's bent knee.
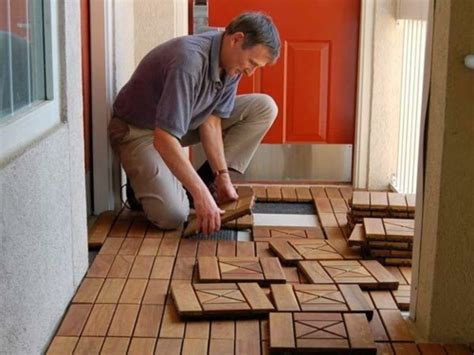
[254,94,278,123]
[143,199,189,230]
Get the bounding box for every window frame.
[0,0,61,165]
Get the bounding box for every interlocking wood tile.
[310,186,327,199]
[138,238,161,256]
[388,193,408,212]
[236,319,261,355]
[184,190,255,236]
[406,194,416,212]
[88,211,116,248]
[236,241,255,256]
[253,227,324,242]
[157,237,180,256]
[107,255,135,278]
[160,303,185,338]
[271,284,300,311]
[56,304,93,336]
[352,191,370,209]
[99,237,124,255]
[128,337,156,355]
[126,216,148,238]
[217,240,236,256]
[171,282,274,319]
[330,198,349,213]
[209,339,234,355]
[74,336,104,354]
[155,338,183,354]
[134,304,163,337]
[266,186,282,202]
[129,255,154,278]
[108,217,133,238]
[95,278,126,304]
[87,254,115,278]
[299,260,399,290]
[108,304,140,336]
[383,219,415,241]
[319,212,339,228]
[370,192,389,210]
[82,304,116,336]
[251,185,268,201]
[378,309,414,342]
[375,342,394,354]
[269,312,376,354]
[142,279,169,305]
[46,337,79,355]
[145,225,164,238]
[198,256,285,284]
[364,218,386,240]
[314,198,333,213]
[181,338,209,355]
[392,285,410,310]
[197,240,217,256]
[119,278,148,304]
[369,291,398,310]
[281,186,298,202]
[348,224,366,246]
[101,337,130,354]
[72,278,104,303]
[150,256,175,279]
[326,187,343,199]
[295,187,313,202]
[270,239,361,265]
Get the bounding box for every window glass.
[0,0,46,121]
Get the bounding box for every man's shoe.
[126,181,143,211]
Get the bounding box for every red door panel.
[209,0,360,144]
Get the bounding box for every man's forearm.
[153,128,208,199]
[199,115,228,174]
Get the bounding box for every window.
[0,0,60,163]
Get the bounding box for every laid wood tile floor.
[47,185,470,354]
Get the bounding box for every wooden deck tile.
[157,237,180,256]
[339,186,353,202]
[319,212,339,228]
[209,339,234,355]
[128,338,155,355]
[331,198,349,213]
[150,256,175,279]
[74,336,104,354]
[72,278,104,304]
[314,198,333,213]
[392,285,411,310]
[299,260,399,290]
[46,336,79,355]
[364,218,386,240]
[417,343,447,354]
[388,193,408,212]
[82,304,116,336]
[145,225,164,238]
[101,337,130,354]
[160,303,186,338]
[129,255,154,278]
[126,216,148,238]
[253,226,324,242]
[326,187,343,199]
[56,304,93,336]
[352,191,370,209]
[172,257,196,280]
[400,266,412,284]
[271,284,300,311]
[269,312,376,354]
[266,185,282,202]
[251,185,267,201]
[281,186,298,202]
[108,304,140,336]
[88,211,116,248]
[217,240,236,256]
[138,238,161,256]
[96,278,126,304]
[295,187,313,202]
[181,338,208,355]
[198,256,285,284]
[142,279,169,305]
[236,319,261,355]
[109,218,133,238]
[369,291,398,310]
[184,190,255,236]
[119,278,148,303]
[270,239,357,265]
[99,237,124,255]
[236,241,255,256]
[172,282,274,319]
[376,342,394,354]
[383,219,415,241]
[155,338,183,354]
[177,239,198,258]
[197,240,217,256]
[310,186,327,199]
[370,192,389,210]
[379,310,414,342]
[406,194,416,212]
[87,254,115,278]
[107,255,135,278]
[134,304,163,337]
[348,224,366,246]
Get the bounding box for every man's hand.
[193,186,225,235]
[215,172,239,204]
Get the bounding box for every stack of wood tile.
[348,218,414,266]
[348,191,416,229]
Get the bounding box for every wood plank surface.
[270,284,300,311]
[347,224,366,246]
[108,304,140,336]
[72,278,104,304]
[269,312,295,350]
[352,191,370,209]
[198,256,221,282]
[379,309,414,342]
[56,304,93,336]
[171,283,202,316]
[239,283,274,312]
[344,313,377,353]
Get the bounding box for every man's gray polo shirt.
[113,31,241,139]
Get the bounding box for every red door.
[208,0,360,144]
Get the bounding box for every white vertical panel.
[395,20,427,193]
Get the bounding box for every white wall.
[0,2,88,354]
[367,0,404,189]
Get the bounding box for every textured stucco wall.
[415,0,474,342]
[0,2,88,354]
[367,0,404,189]
[134,0,176,64]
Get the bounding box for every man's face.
[223,33,273,77]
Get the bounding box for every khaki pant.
[109,93,277,229]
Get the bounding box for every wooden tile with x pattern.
[292,240,341,260]
[324,263,374,281]
[295,316,347,341]
[219,259,262,277]
[294,285,346,311]
[196,287,248,306]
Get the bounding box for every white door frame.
[90,0,117,213]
